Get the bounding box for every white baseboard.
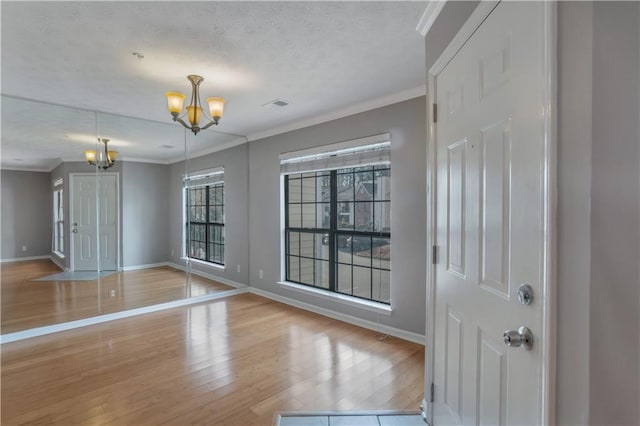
[167,262,247,289]
[0,287,249,344]
[0,254,50,263]
[49,256,67,271]
[248,287,425,345]
[121,262,169,272]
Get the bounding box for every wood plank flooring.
[1,293,424,425]
[1,260,233,333]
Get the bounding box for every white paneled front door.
[432,2,550,425]
[71,174,118,271]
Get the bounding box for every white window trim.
[277,280,392,316]
[182,167,226,266]
[279,135,393,307]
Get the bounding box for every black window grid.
[186,183,225,266]
[285,166,391,304]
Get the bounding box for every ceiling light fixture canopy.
[85,138,118,170]
[166,75,225,135]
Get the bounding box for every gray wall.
[121,161,170,267]
[169,143,250,285]
[0,170,52,260]
[557,2,593,424]
[247,96,427,335]
[589,2,639,424]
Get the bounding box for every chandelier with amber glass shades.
[166,75,225,135]
[85,138,118,170]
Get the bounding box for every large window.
[52,178,64,256]
[282,135,391,304]
[185,168,224,266]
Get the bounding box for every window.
[52,178,64,255]
[185,168,224,266]
[281,134,391,304]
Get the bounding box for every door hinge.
[430,382,435,403]
[432,245,439,265]
[432,103,438,123]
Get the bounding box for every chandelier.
[85,138,118,170]
[166,75,225,135]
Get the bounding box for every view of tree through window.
[285,164,391,304]
[187,182,224,265]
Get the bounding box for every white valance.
[184,166,224,188]
[279,133,391,175]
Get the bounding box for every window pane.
[301,177,316,203]
[353,266,372,299]
[373,201,391,232]
[315,233,329,260]
[288,177,302,202]
[288,204,301,228]
[288,232,300,256]
[337,202,354,230]
[372,269,390,303]
[337,235,351,262]
[301,203,315,228]
[315,259,330,289]
[372,238,391,269]
[337,172,354,201]
[338,263,352,295]
[300,232,314,258]
[355,171,374,201]
[355,202,373,231]
[317,203,330,229]
[289,256,300,282]
[352,236,372,266]
[375,168,391,201]
[318,174,331,202]
[299,257,314,285]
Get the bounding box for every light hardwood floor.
[1,293,424,425]
[1,260,233,333]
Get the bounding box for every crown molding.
[416,1,447,37]
[0,166,53,173]
[246,85,427,143]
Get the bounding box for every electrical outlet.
[237,264,241,273]
[259,269,264,279]
[21,245,27,252]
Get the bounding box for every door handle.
[503,326,533,350]
[72,229,78,233]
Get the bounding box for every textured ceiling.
[1,1,426,170]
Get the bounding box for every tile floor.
[277,413,426,426]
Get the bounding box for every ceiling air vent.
[262,98,290,109]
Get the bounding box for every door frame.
[423,1,557,424]
[69,172,121,272]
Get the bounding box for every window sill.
[277,281,392,316]
[181,257,226,271]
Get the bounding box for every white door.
[432,2,549,425]
[71,174,118,271]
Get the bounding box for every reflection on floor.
[277,413,425,425]
[1,259,233,333]
[2,294,424,425]
[33,270,117,281]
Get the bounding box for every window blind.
[279,133,391,175]
[184,166,224,188]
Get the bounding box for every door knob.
[72,229,78,233]
[503,326,533,350]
